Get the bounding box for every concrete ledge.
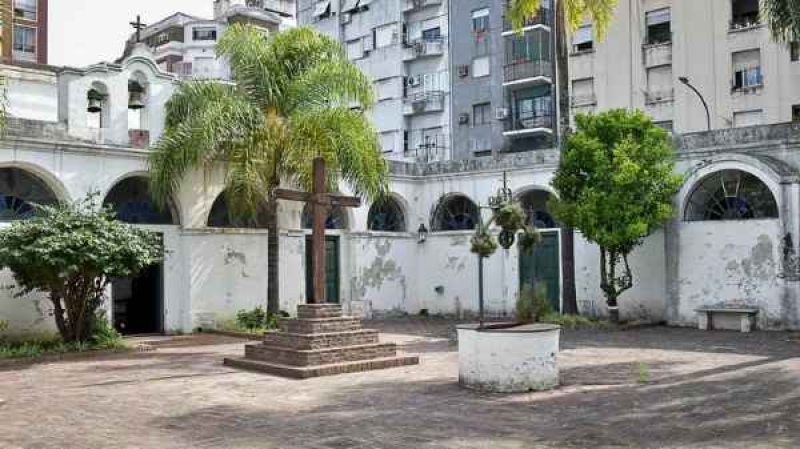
[223,355,420,379]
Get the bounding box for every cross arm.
[272,188,312,203]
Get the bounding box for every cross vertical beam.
[312,158,327,304]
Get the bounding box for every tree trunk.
[266,198,280,315]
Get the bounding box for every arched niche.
[103,176,178,225]
[302,203,349,230]
[684,169,779,221]
[367,195,407,232]
[207,192,269,229]
[0,167,60,221]
[431,194,480,231]
[517,188,559,229]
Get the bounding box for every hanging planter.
[494,203,526,231]
[470,230,498,258]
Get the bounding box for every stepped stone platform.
[224,304,419,379]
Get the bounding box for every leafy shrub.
[516,284,552,323]
[234,306,280,333]
[91,311,125,349]
[540,312,609,329]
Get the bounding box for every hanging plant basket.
[471,231,498,258]
[518,226,542,253]
[495,203,526,232]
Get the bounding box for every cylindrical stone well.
[457,323,560,393]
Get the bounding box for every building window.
[684,169,777,221]
[208,193,269,229]
[513,86,552,129]
[13,0,37,21]
[646,65,674,103]
[732,49,762,90]
[655,120,674,132]
[572,25,593,52]
[421,27,441,41]
[13,25,36,60]
[374,23,395,49]
[346,39,363,60]
[472,8,489,35]
[0,168,59,222]
[302,203,348,229]
[192,27,217,41]
[793,105,800,122]
[645,8,671,45]
[368,197,406,232]
[731,0,760,29]
[432,195,480,231]
[473,102,491,126]
[571,78,595,107]
[733,109,763,127]
[380,131,396,153]
[313,0,332,20]
[518,190,557,229]
[472,56,490,77]
[375,78,395,101]
[792,42,800,62]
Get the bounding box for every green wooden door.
[519,231,561,312]
[305,236,340,304]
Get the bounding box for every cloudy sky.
[49,1,215,67]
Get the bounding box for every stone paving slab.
[1,321,799,449]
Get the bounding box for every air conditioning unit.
[457,65,469,77]
[495,107,509,120]
[407,75,421,87]
[458,113,470,125]
[362,36,374,52]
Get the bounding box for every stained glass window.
[432,195,479,231]
[684,170,778,221]
[368,198,406,232]
[0,168,58,222]
[103,177,177,225]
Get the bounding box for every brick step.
[297,304,343,319]
[224,354,420,379]
[244,342,398,366]
[280,317,361,334]
[263,329,379,350]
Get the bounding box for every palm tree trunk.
[266,198,280,315]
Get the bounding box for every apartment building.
[569,0,800,133]
[299,0,451,162]
[2,0,48,65]
[449,0,556,159]
[120,0,294,80]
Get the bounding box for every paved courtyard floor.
[2,320,800,449]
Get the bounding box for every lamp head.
[678,76,689,85]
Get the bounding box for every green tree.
[508,0,618,37]
[0,196,162,342]
[148,25,387,315]
[763,0,800,43]
[550,109,682,323]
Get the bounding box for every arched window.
[103,177,177,225]
[432,194,479,231]
[302,204,348,230]
[0,167,59,221]
[207,193,269,229]
[518,189,557,229]
[368,197,406,232]
[684,169,778,221]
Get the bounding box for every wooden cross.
[273,157,361,304]
[130,15,147,43]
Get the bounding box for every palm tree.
[149,25,388,315]
[508,0,617,37]
[763,0,800,43]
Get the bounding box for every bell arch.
[431,193,480,231]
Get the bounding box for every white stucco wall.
[574,231,667,322]
[2,65,59,122]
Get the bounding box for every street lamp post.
[679,76,711,131]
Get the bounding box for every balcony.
[643,41,672,68]
[502,9,552,34]
[403,0,442,12]
[503,59,552,86]
[404,133,448,163]
[729,17,762,32]
[645,89,675,104]
[503,113,554,137]
[403,37,446,61]
[402,91,445,115]
[258,0,295,17]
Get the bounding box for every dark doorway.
[305,235,340,304]
[112,262,163,335]
[519,230,561,312]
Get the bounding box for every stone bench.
[696,307,758,333]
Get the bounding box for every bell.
[128,82,145,110]
[87,90,103,113]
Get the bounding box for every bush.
[540,312,609,329]
[516,284,553,323]
[235,306,280,333]
[0,195,162,343]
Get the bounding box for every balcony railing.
[504,113,554,134]
[729,16,761,31]
[403,37,446,60]
[404,133,448,163]
[645,89,675,104]
[402,91,445,115]
[403,0,442,12]
[503,59,552,83]
[503,8,552,31]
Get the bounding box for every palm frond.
[217,24,284,110]
[508,0,618,38]
[286,58,375,112]
[763,0,800,43]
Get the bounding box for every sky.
[49,1,215,67]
